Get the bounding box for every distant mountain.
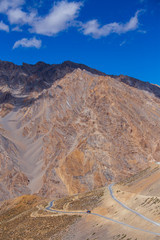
[0,60,160,201]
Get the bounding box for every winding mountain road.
[45,197,160,236]
[109,183,160,227]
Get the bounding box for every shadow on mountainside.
[0,60,106,93]
[113,75,160,99]
[0,60,160,108]
[0,60,106,108]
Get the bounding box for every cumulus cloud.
[0,20,9,32]
[0,0,24,13]
[13,37,42,49]
[30,1,82,36]
[0,0,145,40]
[0,0,36,26]
[0,0,82,36]
[82,10,142,39]
[7,8,36,25]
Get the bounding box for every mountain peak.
[0,59,160,202]
[0,60,106,95]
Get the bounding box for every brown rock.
[0,61,160,201]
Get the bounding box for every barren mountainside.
[0,60,160,201]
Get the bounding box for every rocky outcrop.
[0,60,160,201]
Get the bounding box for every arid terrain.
[0,60,160,239]
[0,163,160,240]
[0,60,160,201]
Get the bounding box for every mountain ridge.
[0,59,160,101]
[0,60,160,202]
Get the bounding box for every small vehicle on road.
[86,210,91,214]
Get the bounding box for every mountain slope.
[0,60,160,201]
[1,165,160,240]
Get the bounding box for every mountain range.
[0,60,160,202]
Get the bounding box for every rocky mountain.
[0,60,160,202]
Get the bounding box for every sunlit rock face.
[0,60,160,201]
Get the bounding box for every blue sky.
[0,0,159,85]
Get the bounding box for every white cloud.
[0,0,82,36]
[7,8,36,25]
[0,1,145,40]
[82,10,142,39]
[0,0,24,13]
[120,40,126,46]
[0,0,36,26]
[138,29,147,34]
[0,20,9,32]
[12,26,22,32]
[30,1,82,36]
[13,37,42,49]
